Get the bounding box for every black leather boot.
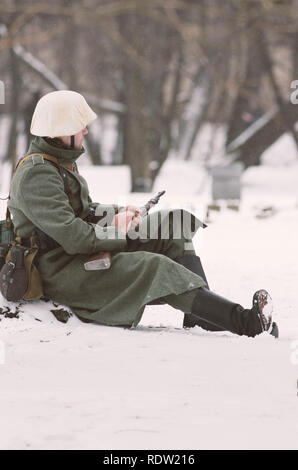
[189,287,278,338]
[175,254,224,331]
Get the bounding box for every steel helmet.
[30,90,97,137]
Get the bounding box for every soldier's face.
[74,127,88,148]
[60,127,88,149]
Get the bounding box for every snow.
[0,153,298,450]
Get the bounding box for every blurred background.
[1,3,298,449]
[0,0,297,194]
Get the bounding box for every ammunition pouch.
[33,228,60,257]
[84,207,103,224]
[0,243,10,271]
[0,218,15,281]
[0,218,15,245]
[0,235,43,302]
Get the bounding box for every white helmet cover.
[30,90,97,137]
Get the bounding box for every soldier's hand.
[112,211,135,234]
[120,205,141,217]
[118,206,142,230]
[129,213,142,230]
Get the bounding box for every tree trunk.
[118,14,172,192]
[6,47,20,177]
[179,74,211,161]
[123,60,152,192]
[226,34,264,146]
[228,101,298,167]
[257,28,298,148]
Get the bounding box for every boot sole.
[253,289,278,337]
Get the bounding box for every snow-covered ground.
[0,147,298,449]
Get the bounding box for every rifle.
[84,191,166,271]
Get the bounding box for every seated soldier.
[7,90,278,338]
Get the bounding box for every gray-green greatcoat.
[8,137,206,326]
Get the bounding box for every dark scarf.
[44,137,70,150]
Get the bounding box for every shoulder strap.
[6,153,78,229]
[15,153,78,173]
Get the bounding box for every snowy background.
[0,133,297,450]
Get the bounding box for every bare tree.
[1,0,298,189]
